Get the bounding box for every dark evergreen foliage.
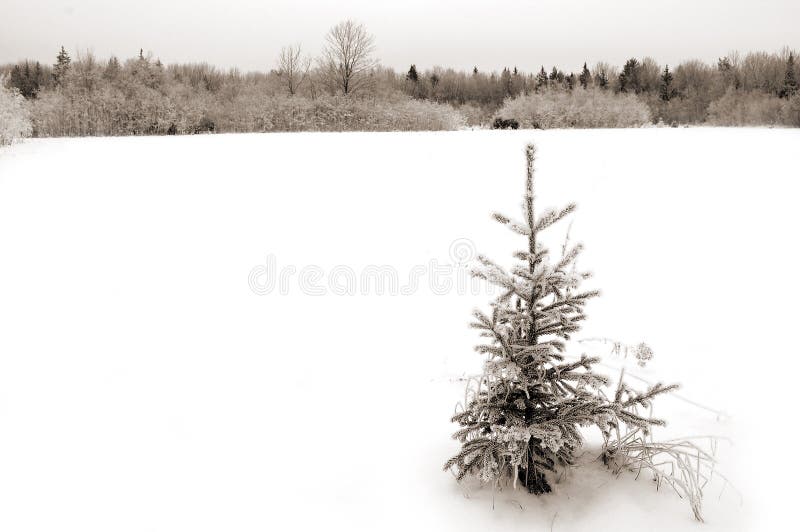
[619,58,641,94]
[596,69,609,90]
[492,118,519,129]
[9,61,42,99]
[406,64,419,83]
[578,63,591,89]
[781,53,797,98]
[659,65,674,102]
[536,66,548,90]
[52,46,71,86]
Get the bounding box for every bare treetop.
[321,20,377,95]
[277,44,311,96]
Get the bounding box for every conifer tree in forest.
[406,64,419,83]
[660,65,674,102]
[444,144,681,498]
[566,72,576,91]
[619,58,641,93]
[33,62,43,92]
[781,53,797,99]
[9,65,25,96]
[579,62,591,89]
[536,66,548,90]
[53,46,71,86]
[104,56,121,80]
[501,67,513,96]
[596,69,609,89]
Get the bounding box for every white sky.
[1,0,798,73]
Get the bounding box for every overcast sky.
[1,0,798,73]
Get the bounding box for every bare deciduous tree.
[320,20,377,96]
[277,44,310,96]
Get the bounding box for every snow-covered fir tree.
[445,143,677,495]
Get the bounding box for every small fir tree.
[619,58,640,93]
[104,56,121,80]
[33,62,43,91]
[659,65,674,102]
[53,46,71,86]
[445,144,678,496]
[579,62,591,89]
[596,69,609,90]
[9,65,24,95]
[501,67,513,96]
[536,66,548,90]
[780,53,797,99]
[406,64,419,83]
[566,73,576,91]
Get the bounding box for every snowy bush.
[224,94,466,132]
[28,84,466,135]
[786,94,800,127]
[707,89,791,126]
[0,76,33,145]
[456,102,494,128]
[496,88,651,129]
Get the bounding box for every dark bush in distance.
[492,117,520,129]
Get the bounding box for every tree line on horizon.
[2,20,799,138]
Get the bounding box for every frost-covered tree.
[53,46,71,86]
[536,66,548,91]
[0,76,33,145]
[103,56,121,81]
[445,144,677,495]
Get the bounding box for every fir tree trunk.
[519,438,552,494]
[525,144,537,345]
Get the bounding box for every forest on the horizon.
[2,20,799,139]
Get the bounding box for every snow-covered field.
[1,128,798,531]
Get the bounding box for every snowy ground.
[1,128,798,531]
